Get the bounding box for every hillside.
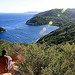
[26,9,75,26]
[0,27,6,32]
[37,23,75,45]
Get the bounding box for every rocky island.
[0,27,6,32]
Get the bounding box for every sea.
[0,13,59,43]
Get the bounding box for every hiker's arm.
[7,56,12,61]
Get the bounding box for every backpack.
[0,56,8,74]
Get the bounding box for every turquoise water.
[0,13,59,43]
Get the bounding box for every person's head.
[2,50,7,56]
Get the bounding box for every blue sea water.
[0,13,59,43]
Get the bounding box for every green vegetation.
[0,40,75,75]
[26,9,75,26]
[0,27,6,32]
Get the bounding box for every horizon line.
[0,8,75,13]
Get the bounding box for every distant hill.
[0,27,6,32]
[26,9,75,26]
[24,11,40,14]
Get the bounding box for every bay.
[0,13,59,43]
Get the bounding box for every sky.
[0,0,75,13]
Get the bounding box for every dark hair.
[2,50,7,56]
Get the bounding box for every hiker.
[0,50,12,74]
